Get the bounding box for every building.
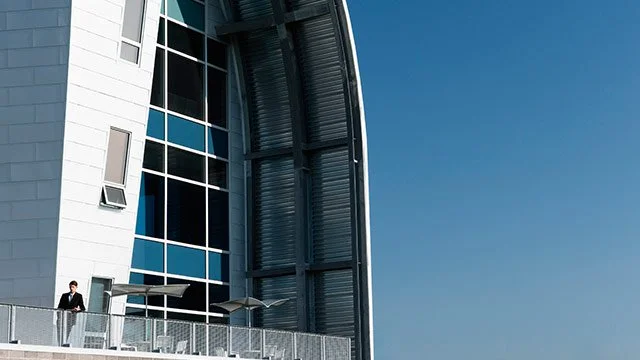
[0,0,373,359]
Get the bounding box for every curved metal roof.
[216,1,373,359]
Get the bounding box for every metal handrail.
[0,303,351,360]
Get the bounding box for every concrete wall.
[0,0,71,307]
[54,0,162,313]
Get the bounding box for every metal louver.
[254,157,296,269]
[255,275,298,330]
[311,149,352,263]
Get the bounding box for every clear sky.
[348,1,640,359]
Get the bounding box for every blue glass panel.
[132,238,164,272]
[167,0,204,31]
[135,173,164,238]
[207,127,228,158]
[208,252,229,282]
[161,0,165,14]
[167,244,205,278]
[168,114,205,151]
[147,109,165,140]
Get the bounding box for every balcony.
[0,303,350,360]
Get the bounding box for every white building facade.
[0,1,373,359]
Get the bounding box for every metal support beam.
[248,266,296,279]
[249,260,351,279]
[245,138,349,160]
[269,0,310,332]
[215,2,329,36]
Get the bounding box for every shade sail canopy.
[210,296,289,313]
[106,284,190,298]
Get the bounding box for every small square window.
[101,185,127,209]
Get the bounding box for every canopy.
[106,284,190,298]
[105,283,190,317]
[210,296,288,313]
[210,296,288,327]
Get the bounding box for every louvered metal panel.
[231,0,273,20]
[254,157,296,269]
[239,29,293,151]
[310,148,352,263]
[255,275,298,330]
[314,269,355,358]
[295,16,348,143]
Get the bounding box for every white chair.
[175,340,188,354]
[264,345,277,357]
[213,346,227,356]
[274,348,285,360]
[156,335,173,353]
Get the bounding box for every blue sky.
[348,1,640,359]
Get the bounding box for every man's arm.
[77,294,86,312]
[56,294,65,309]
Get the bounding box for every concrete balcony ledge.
[0,343,235,360]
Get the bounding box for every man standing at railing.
[56,280,86,345]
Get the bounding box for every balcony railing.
[0,303,350,360]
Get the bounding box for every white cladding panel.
[55,0,162,314]
[0,0,71,307]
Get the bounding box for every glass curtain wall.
[129,0,231,324]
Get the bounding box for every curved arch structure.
[217,1,373,359]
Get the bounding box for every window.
[208,189,229,250]
[209,252,229,282]
[207,38,226,70]
[88,277,113,314]
[167,21,204,60]
[207,67,226,128]
[150,49,164,107]
[167,179,205,246]
[167,0,204,31]
[167,146,205,182]
[209,283,229,305]
[143,141,164,173]
[168,52,204,119]
[167,244,205,278]
[207,127,228,158]
[101,128,130,209]
[207,158,227,188]
[135,172,164,237]
[120,0,147,64]
[101,185,127,209]
[105,128,130,185]
[132,238,164,272]
[167,277,206,311]
[168,113,205,151]
[147,108,165,139]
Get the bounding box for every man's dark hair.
[69,280,78,287]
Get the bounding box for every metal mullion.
[204,0,211,323]
[163,5,169,313]
[160,43,230,74]
[166,46,208,65]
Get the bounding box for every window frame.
[120,0,148,64]
[101,127,132,210]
